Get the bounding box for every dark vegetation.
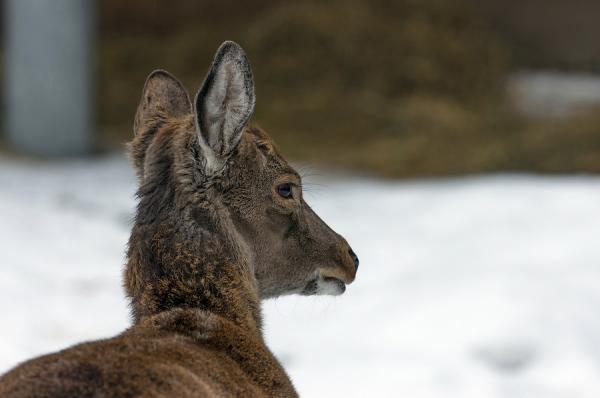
[52,1,600,175]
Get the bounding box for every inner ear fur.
[194,41,255,172]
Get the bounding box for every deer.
[0,41,359,397]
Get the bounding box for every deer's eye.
[277,183,293,199]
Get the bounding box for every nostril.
[348,248,359,270]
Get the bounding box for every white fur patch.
[316,277,345,296]
[196,133,223,175]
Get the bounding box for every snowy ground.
[1,155,600,398]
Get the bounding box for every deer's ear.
[134,70,191,134]
[194,41,255,174]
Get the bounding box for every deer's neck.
[125,208,263,337]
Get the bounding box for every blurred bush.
[97,0,600,177]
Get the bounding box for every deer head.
[126,41,359,323]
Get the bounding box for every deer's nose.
[348,248,359,270]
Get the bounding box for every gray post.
[4,0,95,156]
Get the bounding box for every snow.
[1,155,600,397]
[508,71,600,118]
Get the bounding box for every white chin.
[316,278,346,296]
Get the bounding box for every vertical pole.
[4,0,95,156]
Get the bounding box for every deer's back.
[0,309,297,398]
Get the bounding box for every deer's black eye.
[277,183,293,199]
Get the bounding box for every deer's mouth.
[301,274,347,296]
[319,276,346,295]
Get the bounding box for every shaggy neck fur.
[125,117,263,336]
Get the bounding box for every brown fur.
[0,42,358,397]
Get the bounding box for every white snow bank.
[1,155,599,398]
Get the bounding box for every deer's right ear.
[194,41,255,175]
[133,70,191,134]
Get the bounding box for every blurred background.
[1,1,600,397]
[96,0,600,177]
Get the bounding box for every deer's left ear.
[194,41,255,174]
